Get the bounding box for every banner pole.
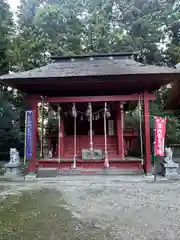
[57,106,61,163]
[24,111,28,180]
[153,116,167,181]
[153,116,156,181]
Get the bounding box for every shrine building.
[0,52,178,175]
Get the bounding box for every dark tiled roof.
[0,57,178,80]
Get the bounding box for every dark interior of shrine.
[47,103,113,135]
[63,103,115,136]
[64,117,114,136]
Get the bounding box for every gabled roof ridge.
[51,52,139,62]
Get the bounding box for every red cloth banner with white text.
[154,117,167,156]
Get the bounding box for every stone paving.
[56,176,180,240]
[0,175,180,239]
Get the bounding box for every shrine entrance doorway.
[63,103,117,160]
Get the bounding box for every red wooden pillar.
[143,92,151,173]
[29,99,37,174]
[116,104,121,156]
[116,103,124,158]
[58,119,64,158]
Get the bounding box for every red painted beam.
[47,94,155,103]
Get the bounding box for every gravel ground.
[1,176,180,239]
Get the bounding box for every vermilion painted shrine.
[1,52,178,175]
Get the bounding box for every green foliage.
[0,88,27,158]
[9,26,50,71]
[164,1,180,66]
[6,0,179,67]
[0,0,13,74]
[11,0,179,64]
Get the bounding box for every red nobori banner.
[154,117,167,156]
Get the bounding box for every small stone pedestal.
[82,149,102,160]
[162,162,179,180]
[4,162,21,176]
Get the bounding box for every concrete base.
[144,174,154,182]
[37,168,58,178]
[162,162,180,180]
[5,166,21,175]
[4,172,20,178]
[25,173,37,180]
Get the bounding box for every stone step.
[58,167,144,175]
[37,168,58,178]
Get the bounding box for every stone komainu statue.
[5,148,21,173]
[9,148,20,164]
[164,147,173,163]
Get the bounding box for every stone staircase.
[63,135,127,159]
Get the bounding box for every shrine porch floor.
[38,156,142,162]
[37,157,144,173]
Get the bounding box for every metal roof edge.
[51,52,140,62]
